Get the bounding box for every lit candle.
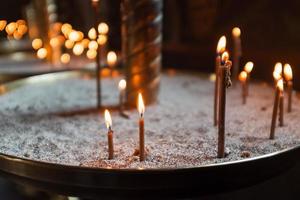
[104,109,114,159]
[232,27,242,83]
[138,93,145,161]
[243,61,254,96]
[118,79,126,114]
[107,51,117,76]
[214,36,226,126]
[273,63,284,126]
[238,71,247,104]
[270,79,283,139]
[218,51,232,158]
[284,64,293,112]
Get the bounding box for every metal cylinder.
[121,0,163,107]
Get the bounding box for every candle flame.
[88,28,97,40]
[88,40,98,50]
[32,38,43,50]
[60,53,70,64]
[221,51,229,63]
[107,51,117,67]
[37,48,47,59]
[97,34,107,45]
[239,71,247,82]
[216,36,226,54]
[98,22,109,35]
[283,63,293,81]
[73,43,84,55]
[232,27,241,37]
[65,39,74,49]
[273,62,282,80]
[0,20,7,31]
[86,49,97,59]
[138,93,145,117]
[118,79,126,91]
[244,62,254,73]
[104,109,112,130]
[277,79,284,91]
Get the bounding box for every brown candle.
[270,79,283,139]
[214,36,226,126]
[284,64,293,112]
[91,0,101,109]
[243,61,254,96]
[104,109,114,159]
[232,27,242,83]
[279,91,284,127]
[138,93,145,161]
[238,71,247,104]
[218,51,232,158]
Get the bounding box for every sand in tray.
[0,72,299,169]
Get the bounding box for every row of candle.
[215,27,294,158]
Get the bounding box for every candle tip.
[284,63,293,81]
[239,71,247,82]
[217,36,226,54]
[232,27,241,37]
[244,62,254,73]
[277,79,284,91]
[118,79,127,91]
[138,93,145,117]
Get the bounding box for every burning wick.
[118,79,129,118]
[214,36,226,126]
[104,109,114,159]
[243,61,254,97]
[138,93,145,161]
[238,71,247,104]
[232,27,242,83]
[107,51,117,77]
[284,64,293,112]
[270,79,284,139]
[218,51,232,158]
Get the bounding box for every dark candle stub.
[108,129,114,160]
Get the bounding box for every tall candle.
[218,51,232,158]
[232,27,242,83]
[243,61,254,96]
[283,64,293,112]
[214,36,226,126]
[238,71,247,104]
[270,79,283,139]
[138,93,145,161]
[104,109,114,159]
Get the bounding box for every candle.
[218,51,232,158]
[232,27,242,83]
[107,51,117,76]
[272,63,284,126]
[270,79,283,139]
[238,71,247,104]
[283,64,293,112]
[214,36,226,126]
[104,109,114,159]
[118,79,126,113]
[243,61,254,96]
[138,93,145,161]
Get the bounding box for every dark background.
[0,0,299,199]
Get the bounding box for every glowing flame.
[273,62,282,80]
[97,34,107,45]
[98,22,109,35]
[138,93,145,117]
[50,37,60,48]
[216,36,226,54]
[0,20,7,31]
[73,43,84,56]
[86,49,97,59]
[81,38,90,48]
[238,71,247,82]
[88,28,97,40]
[65,39,74,49]
[232,27,241,37]
[88,40,98,50]
[5,22,17,35]
[118,79,126,91]
[283,63,293,81]
[104,109,112,130]
[61,23,72,36]
[37,48,47,59]
[60,53,70,64]
[69,31,80,42]
[244,62,254,73]
[221,51,229,63]
[107,51,117,67]
[277,79,284,91]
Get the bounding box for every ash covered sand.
[0,71,299,169]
